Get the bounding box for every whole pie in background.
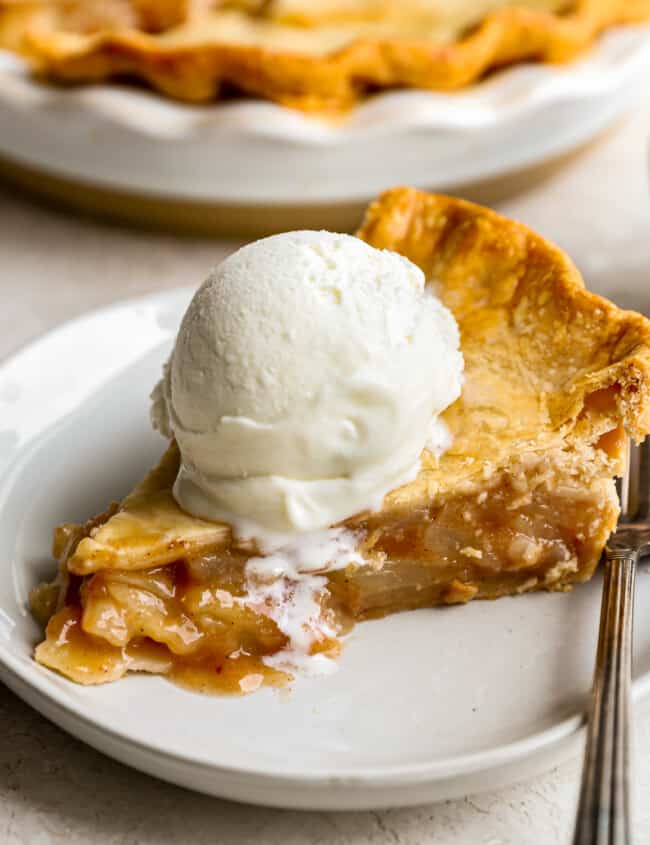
[0,1,649,109]
[30,187,650,695]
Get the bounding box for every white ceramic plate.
[2,289,650,811]
[0,25,650,205]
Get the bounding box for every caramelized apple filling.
[35,552,347,693]
[340,474,618,617]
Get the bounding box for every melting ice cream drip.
[237,527,364,675]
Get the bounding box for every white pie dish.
[0,24,649,207]
[1,289,650,810]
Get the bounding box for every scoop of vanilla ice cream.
[151,230,463,537]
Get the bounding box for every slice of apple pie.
[31,188,650,695]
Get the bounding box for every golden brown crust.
[0,0,208,42]
[67,441,231,575]
[359,188,650,444]
[2,0,650,109]
[57,188,650,576]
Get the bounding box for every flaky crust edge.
[358,186,650,442]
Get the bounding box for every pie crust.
[2,1,650,109]
[31,188,650,692]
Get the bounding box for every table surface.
[1,98,650,845]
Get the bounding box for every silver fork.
[573,437,650,845]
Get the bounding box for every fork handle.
[573,551,637,845]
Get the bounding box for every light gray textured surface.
[1,99,649,845]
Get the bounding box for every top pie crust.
[1,0,650,108]
[63,187,650,577]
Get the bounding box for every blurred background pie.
[1,0,649,108]
[1,0,650,233]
